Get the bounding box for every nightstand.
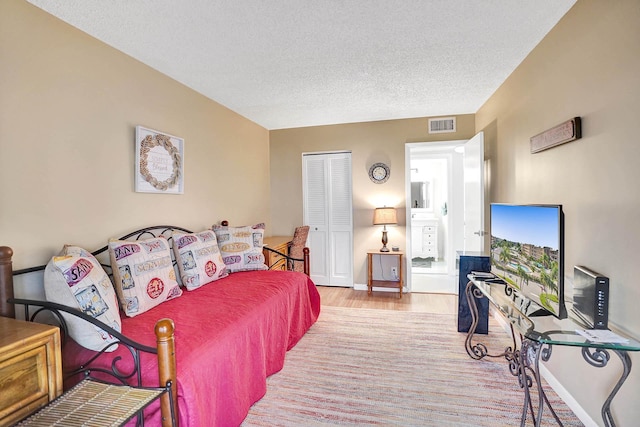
[367,250,404,298]
[0,317,63,426]
[263,236,292,271]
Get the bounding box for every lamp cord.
[377,253,393,280]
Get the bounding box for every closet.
[302,152,353,286]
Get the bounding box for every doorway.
[405,132,486,294]
[406,142,464,293]
[410,156,450,275]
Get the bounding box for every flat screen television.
[490,203,567,319]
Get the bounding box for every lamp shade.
[373,207,398,226]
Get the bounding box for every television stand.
[464,275,640,427]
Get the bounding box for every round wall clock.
[369,162,390,184]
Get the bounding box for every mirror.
[410,181,431,210]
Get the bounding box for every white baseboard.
[490,306,511,333]
[353,283,367,291]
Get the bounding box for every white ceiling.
[26,0,576,130]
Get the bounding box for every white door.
[303,152,353,286]
[463,131,485,252]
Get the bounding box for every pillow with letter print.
[109,236,182,317]
[44,245,121,352]
[211,222,268,272]
[172,230,228,290]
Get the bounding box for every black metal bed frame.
[8,224,306,425]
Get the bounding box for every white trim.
[405,140,468,151]
[405,140,467,293]
[490,306,511,332]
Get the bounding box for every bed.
[0,225,321,426]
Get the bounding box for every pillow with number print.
[172,230,228,290]
[44,245,121,352]
[109,236,182,317]
[211,222,268,272]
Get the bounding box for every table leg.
[518,340,564,427]
[398,253,403,299]
[581,347,632,427]
[464,281,487,359]
[464,281,517,360]
[367,253,372,295]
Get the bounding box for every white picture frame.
[135,126,184,194]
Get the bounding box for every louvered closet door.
[303,152,353,286]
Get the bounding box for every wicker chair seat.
[16,379,170,427]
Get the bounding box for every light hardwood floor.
[316,286,457,315]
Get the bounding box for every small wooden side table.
[263,236,293,271]
[367,250,404,298]
[0,317,63,426]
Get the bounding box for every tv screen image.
[490,204,566,319]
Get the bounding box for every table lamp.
[373,207,397,252]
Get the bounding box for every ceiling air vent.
[428,117,456,134]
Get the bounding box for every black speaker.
[572,266,609,329]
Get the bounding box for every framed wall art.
[135,126,184,194]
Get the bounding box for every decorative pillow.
[172,230,228,290]
[212,223,268,272]
[109,236,182,317]
[44,245,121,352]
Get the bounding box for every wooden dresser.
[263,236,292,271]
[0,317,63,426]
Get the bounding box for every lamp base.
[380,229,389,252]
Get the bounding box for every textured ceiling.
[26,0,576,130]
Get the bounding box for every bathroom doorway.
[405,141,465,293]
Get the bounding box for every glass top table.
[465,274,639,427]
[469,275,640,351]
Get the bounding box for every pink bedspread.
[63,270,321,426]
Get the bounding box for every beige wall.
[4,0,638,424]
[269,115,475,285]
[0,0,270,269]
[476,1,640,425]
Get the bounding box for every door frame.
[462,131,486,253]
[404,140,468,293]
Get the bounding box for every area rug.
[242,306,584,426]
